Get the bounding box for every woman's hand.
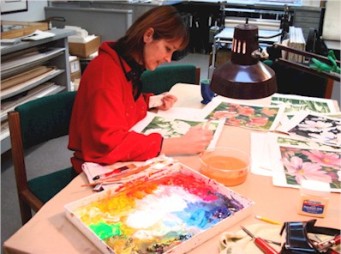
[161,124,213,155]
[157,93,177,111]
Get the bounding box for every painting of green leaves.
[279,146,341,190]
[277,136,338,150]
[271,94,336,116]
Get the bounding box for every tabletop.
[3,83,340,254]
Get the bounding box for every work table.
[3,84,340,254]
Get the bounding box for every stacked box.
[69,36,101,58]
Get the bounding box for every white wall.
[323,0,341,41]
[1,0,48,22]
[0,0,326,22]
[301,0,321,7]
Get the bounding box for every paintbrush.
[92,163,136,180]
[83,159,174,188]
[82,164,151,187]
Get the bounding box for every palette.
[65,158,254,254]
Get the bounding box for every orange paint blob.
[200,155,248,186]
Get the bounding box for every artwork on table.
[275,134,340,150]
[251,132,340,177]
[66,158,254,254]
[278,113,341,148]
[201,99,284,131]
[132,112,224,150]
[271,145,341,192]
[270,93,338,123]
[323,112,341,119]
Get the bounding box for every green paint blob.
[90,222,122,240]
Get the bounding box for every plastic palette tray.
[65,160,254,254]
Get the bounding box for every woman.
[68,6,213,173]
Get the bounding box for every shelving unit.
[1,28,74,154]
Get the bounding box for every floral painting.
[250,132,340,177]
[279,146,341,190]
[282,114,341,147]
[203,101,283,131]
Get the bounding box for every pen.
[255,215,281,225]
[92,164,135,180]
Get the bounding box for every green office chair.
[141,64,200,95]
[8,91,78,225]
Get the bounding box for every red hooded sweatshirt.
[68,41,163,173]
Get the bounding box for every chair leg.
[18,199,33,225]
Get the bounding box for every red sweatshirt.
[68,41,163,173]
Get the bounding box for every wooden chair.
[8,91,78,225]
[141,64,200,95]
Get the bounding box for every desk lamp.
[210,20,277,99]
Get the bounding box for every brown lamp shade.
[210,23,277,99]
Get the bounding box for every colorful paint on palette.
[66,161,253,254]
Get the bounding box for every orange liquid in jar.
[201,155,248,186]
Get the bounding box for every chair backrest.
[8,91,77,224]
[11,91,77,149]
[141,64,200,95]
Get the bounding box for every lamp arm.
[271,43,340,81]
[258,32,283,39]
[273,43,341,65]
[276,58,340,82]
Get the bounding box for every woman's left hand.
[157,93,177,111]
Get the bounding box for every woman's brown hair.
[116,6,189,63]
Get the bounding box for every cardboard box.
[69,56,81,81]
[1,21,49,39]
[209,48,232,68]
[69,36,100,58]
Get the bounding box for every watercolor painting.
[251,132,340,177]
[66,160,253,254]
[323,112,341,119]
[272,146,341,191]
[270,93,337,117]
[279,113,341,147]
[140,115,217,138]
[276,135,340,150]
[132,113,224,150]
[202,99,284,131]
